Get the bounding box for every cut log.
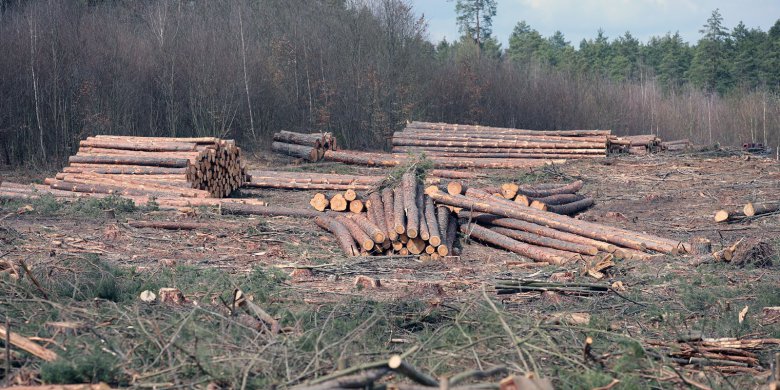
[310,193,329,212]
[128,221,209,230]
[329,193,348,212]
[546,198,595,215]
[271,142,319,162]
[446,181,465,195]
[69,155,190,168]
[314,216,359,256]
[273,130,324,148]
[407,237,426,255]
[531,193,586,206]
[344,189,358,201]
[715,209,743,223]
[501,183,519,199]
[381,188,398,241]
[367,192,389,242]
[424,197,442,247]
[460,223,572,264]
[416,185,430,241]
[350,213,385,244]
[744,202,779,217]
[392,187,405,235]
[402,172,419,238]
[348,199,365,213]
[517,180,584,197]
[489,227,598,255]
[334,214,375,252]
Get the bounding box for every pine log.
[501,183,519,199]
[368,192,389,241]
[405,122,612,137]
[402,172,419,238]
[394,150,604,159]
[460,223,571,264]
[381,188,398,241]
[344,189,358,201]
[394,146,606,154]
[128,221,209,230]
[50,181,198,199]
[349,199,365,213]
[445,213,458,256]
[329,193,348,212]
[333,214,375,252]
[79,139,197,152]
[93,135,220,144]
[272,142,319,161]
[424,197,442,247]
[314,216,359,256]
[429,170,480,179]
[393,132,609,144]
[310,193,329,212]
[273,130,324,148]
[415,185,430,241]
[489,227,598,255]
[531,193,586,206]
[517,180,584,197]
[350,213,385,244]
[63,165,188,175]
[392,187,406,235]
[743,202,779,217]
[69,155,190,167]
[392,138,605,149]
[220,204,320,218]
[407,237,426,255]
[514,194,530,206]
[244,179,372,191]
[714,210,743,223]
[546,198,594,215]
[245,170,382,185]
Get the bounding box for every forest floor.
[1,151,779,389]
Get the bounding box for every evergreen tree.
[764,20,780,91]
[453,0,497,45]
[689,9,733,94]
[507,21,546,64]
[731,21,766,90]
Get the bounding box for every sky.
[409,0,780,47]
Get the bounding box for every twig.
[388,354,439,386]
[17,260,48,300]
[449,366,508,386]
[306,345,419,386]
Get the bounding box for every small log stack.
[272,130,336,162]
[609,134,662,155]
[392,121,609,160]
[312,172,461,259]
[446,180,594,216]
[48,135,245,198]
[427,186,689,264]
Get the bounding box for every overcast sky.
[409,0,780,47]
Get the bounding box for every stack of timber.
[476,180,593,215]
[661,139,692,152]
[425,186,690,265]
[608,134,662,155]
[322,150,566,169]
[46,135,245,198]
[392,121,609,159]
[243,169,480,192]
[271,130,336,162]
[313,172,461,259]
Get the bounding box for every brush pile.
[271,130,337,162]
[313,172,461,259]
[392,121,609,159]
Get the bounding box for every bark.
[381,188,398,241]
[444,213,458,256]
[460,223,571,264]
[402,172,419,238]
[69,155,190,167]
[424,197,441,246]
[367,192,389,241]
[271,142,319,162]
[415,184,429,241]
[314,216,359,257]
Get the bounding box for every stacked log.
[427,186,689,264]
[243,170,478,192]
[48,135,245,198]
[322,150,566,169]
[392,121,609,159]
[272,130,336,161]
[446,180,593,216]
[661,139,692,152]
[609,134,662,155]
[312,172,460,258]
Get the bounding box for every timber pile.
[313,172,461,259]
[661,139,693,152]
[425,186,689,264]
[322,150,566,169]
[476,180,593,215]
[45,135,245,198]
[608,134,662,155]
[393,121,609,159]
[271,130,336,162]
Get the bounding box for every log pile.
[425,186,689,264]
[272,130,336,162]
[322,150,566,169]
[393,121,609,159]
[609,134,662,155]
[312,172,461,259]
[475,180,593,215]
[46,135,245,198]
[243,170,480,192]
[661,139,693,152]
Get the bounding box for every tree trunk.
[315,216,359,257]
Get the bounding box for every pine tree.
[688,9,733,94]
[453,0,497,46]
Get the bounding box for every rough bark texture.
[460,223,572,264]
[402,172,419,238]
[381,188,398,241]
[424,197,442,247]
[315,216,359,256]
[392,187,406,235]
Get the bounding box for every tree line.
[0,0,778,166]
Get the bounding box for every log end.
[743,203,756,217]
[714,210,730,223]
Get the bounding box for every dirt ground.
[1,151,779,388]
